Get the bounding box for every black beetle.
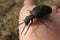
[19,5,52,36]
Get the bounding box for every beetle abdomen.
[31,5,52,17]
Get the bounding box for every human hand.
[19,0,60,40]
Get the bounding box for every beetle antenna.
[24,25,30,36]
[21,25,27,35]
[24,22,32,36]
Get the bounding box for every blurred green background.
[0,0,60,40]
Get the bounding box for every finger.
[58,9,60,14]
[51,5,58,14]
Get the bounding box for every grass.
[0,0,20,40]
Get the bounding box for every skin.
[19,0,60,40]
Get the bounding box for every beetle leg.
[19,22,25,25]
[37,18,48,29]
[40,19,48,29]
[44,16,53,22]
[27,10,32,14]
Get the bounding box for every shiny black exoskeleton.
[20,5,52,36]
